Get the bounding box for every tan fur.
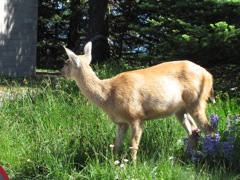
[61,42,215,161]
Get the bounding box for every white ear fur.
[84,42,92,64]
[63,46,80,67]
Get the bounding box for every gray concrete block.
[0,0,37,77]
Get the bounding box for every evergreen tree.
[88,0,109,63]
[124,0,240,66]
[37,0,240,68]
[37,0,88,69]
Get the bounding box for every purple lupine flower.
[214,134,220,141]
[205,134,212,141]
[190,150,204,163]
[184,114,239,163]
[201,136,214,155]
[223,137,234,162]
[191,152,198,162]
[210,114,219,131]
[184,138,193,156]
[184,138,201,162]
[187,145,202,162]
[213,134,221,154]
[201,133,221,161]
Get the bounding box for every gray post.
[0,0,38,77]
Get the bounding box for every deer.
[61,42,215,161]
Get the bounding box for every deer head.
[61,42,92,80]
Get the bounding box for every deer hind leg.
[176,111,198,148]
[113,124,128,158]
[187,101,214,136]
[129,121,143,161]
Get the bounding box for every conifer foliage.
[37,0,240,69]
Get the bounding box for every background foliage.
[37,0,240,69]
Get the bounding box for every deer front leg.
[113,124,128,158]
[129,121,143,161]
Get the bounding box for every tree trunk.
[67,0,81,53]
[88,0,109,63]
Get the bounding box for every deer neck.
[74,63,109,106]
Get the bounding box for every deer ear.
[63,46,80,67]
[84,42,92,64]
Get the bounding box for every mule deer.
[61,42,215,161]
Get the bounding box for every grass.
[0,64,240,179]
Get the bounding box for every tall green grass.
[0,65,239,179]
